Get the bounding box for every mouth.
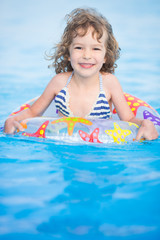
[79,63,95,69]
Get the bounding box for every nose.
[83,49,91,60]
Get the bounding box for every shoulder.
[101,72,121,91]
[49,72,72,92]
[51,71,72,84]
[101,72,124,102]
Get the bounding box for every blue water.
[0,0,160,239]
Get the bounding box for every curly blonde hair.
[48,8,120,74]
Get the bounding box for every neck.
[72,72,100,88]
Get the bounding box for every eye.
[93,48,101,51]
[74,46,82,50]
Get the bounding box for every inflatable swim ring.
[7,93,160,144]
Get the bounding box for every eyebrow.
[72,43,103,47]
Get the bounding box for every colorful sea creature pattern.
[143,110,160,126]
[22,121,49,138]
[10,104,30,116]
[113,93,153,116]
[51,117,92,136]
[105,122,132,144]
[128,122,139,128]
[79,128,102,143]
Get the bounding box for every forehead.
[73,26,108,43]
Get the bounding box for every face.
[68,27,107,78]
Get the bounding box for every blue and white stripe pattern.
[54,73,73,117]
[54,72,111,119]
[54,88,70,116]
[86,93,111,119]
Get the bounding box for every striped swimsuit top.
[54,72,111,119]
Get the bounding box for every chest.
[70,92,96,116]
[68,86,110,117]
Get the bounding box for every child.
[4,8,158,140]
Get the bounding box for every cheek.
[69,51,79,62]
[98,54,106,64]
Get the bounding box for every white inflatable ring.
[9,93,160,144]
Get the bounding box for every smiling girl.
[4,8,158,140]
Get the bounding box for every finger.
[4,121,15,134]
[4,125,16,134]
[13,121,24,132]
[135,127,144,141]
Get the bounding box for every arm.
[4,75,58,134]
[108,75,158,141]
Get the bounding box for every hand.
[136,119,158,141]
[4,118,24,134]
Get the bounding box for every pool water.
[0,0,160,239]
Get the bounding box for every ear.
[103,57,106,64]
[103,53,107,64]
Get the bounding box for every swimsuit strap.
[65,72,74,87]
[99,73,103,92]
